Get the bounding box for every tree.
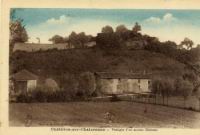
[179,80,193,108]
[76,32,90,48]
[132,22,141,33]
[174,77,182,96]
[10,19,28,52]
[180,37,194,50]
[162,79,174,106]
[195,86,200,111]
[152,79,163,104]
[78,72,96,99]
[49,35,65,44]
[96,33,121,49]
[152,79,174,105]
[68,31,78,48]
[68,32,91,48]
[183,71,198,86]
[115,25,128,34]
[101,25,114,33]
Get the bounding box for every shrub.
[78,72,96,98]
[30,89,48,102]
[48,90,72,102]
[16,93,28,102]
[16,93,32,103]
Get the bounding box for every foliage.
[180,37,194,50]
[49,35,66,44]
[179,80,194,99]
[78,72,96,98]
[195,86,200,99]
[68,31,92,48]
[152,78,175,104]
[96,33,122,49]
[15,85,80,103]
[132,22,141,33]
[152,79,162,95]
[115,24,128,33]
[101,25,114,33]
[16,93,31,103]
[10,19,28,52]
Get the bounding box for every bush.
[31,89,48,102]
[16,93,32,103]
[48,90,72,102]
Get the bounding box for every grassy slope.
[11,48,187,79]
[9,102,200,127]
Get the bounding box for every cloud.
[46,15,71,25]
[145,17,161,24]
[145,13,177,24]
[163,13,176,21]
[142,24,200,45]
[26,13,200,46]
[27,17,118,43]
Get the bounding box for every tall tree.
[132,22,141,33]
[101,25,114,33]
[180,37,194,50]
[115,25,128,34]
[68,31,78,48]
[78,72,96,99]
[77,32,90,48]
[96,33,121,49]
[49,35,65,44]
[179,80,193,108]
[10,19,28,52]
[195,86,200,111]
[162,79,174,106]
[68,31,91,48]
[152,79,163,104]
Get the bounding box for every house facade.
[94,72,151,95]
[10,69,38,95]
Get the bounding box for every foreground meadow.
[9,101,200,128]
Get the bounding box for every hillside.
[10,48,189,80]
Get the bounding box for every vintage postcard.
[1,0,200,135]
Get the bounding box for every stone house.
[94,72,151,95]
[10,70,60,96]
[10,69,38,95]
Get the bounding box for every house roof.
[11,69,38,80]
[95,72,151,79]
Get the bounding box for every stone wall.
[96,78,150,95]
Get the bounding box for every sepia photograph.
[8,8,200,128]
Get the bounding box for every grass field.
[9,101,200,128]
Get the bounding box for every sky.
[11,8,200,45]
